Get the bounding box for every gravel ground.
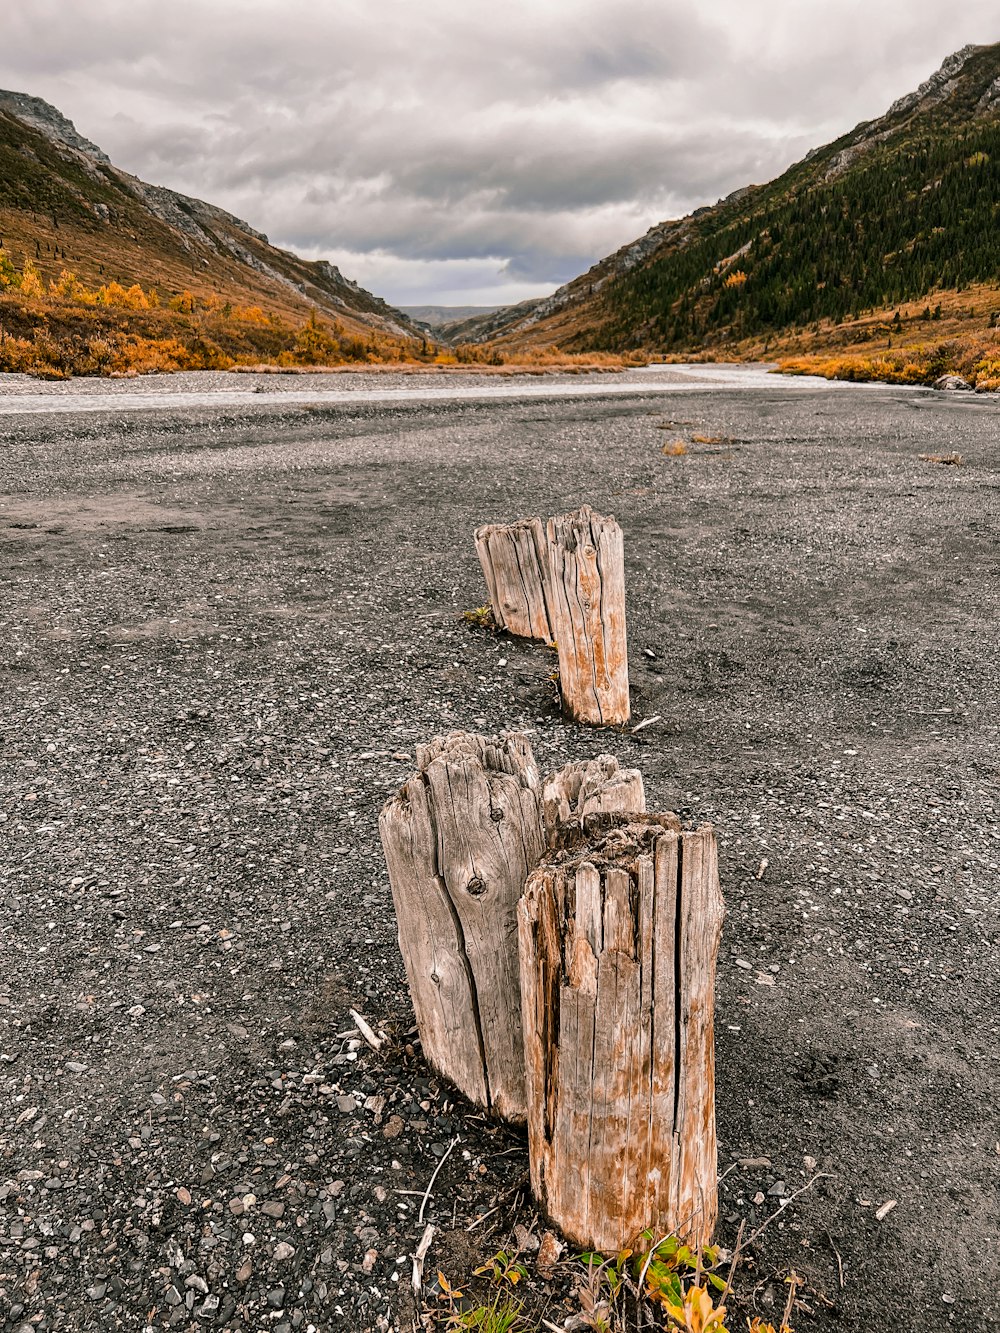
[0,371,997,1332]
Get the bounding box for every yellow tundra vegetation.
[0,254,420,377]
[779,331,1000,392]
[0,253,646,379]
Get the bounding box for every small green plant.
[572,1233,732,1331]
[636,1232,727,1306]
[474,1248,529,1287]
[433,1270,526,1332]
[462,604,496,630]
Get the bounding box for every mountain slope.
[476,43,1000,355]
[0,90,421,342]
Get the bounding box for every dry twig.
[782,1271,803,1328]
[825,1231,845,1289]
[745,1173,833,1247]
[418,1136,459,1224]
[349,1008,384,1051]
[411,1223,435,1296]
[632,714,662,734]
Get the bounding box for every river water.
[0,361,889,416]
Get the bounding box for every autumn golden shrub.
[233,304,270,326]
[19,259,44,298]
[779,329,1000,391]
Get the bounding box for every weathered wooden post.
[379,731,544,1121]
[474,517,554,641]
[381,733,655,1124]
[518,814,724,1250]
[546,506,630,725]
[543,754,645,841]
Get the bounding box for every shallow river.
[0,360,905,415]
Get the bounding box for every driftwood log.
[379,731,544,1120]
[474,517,554,642]
[518,814,725,1250]
[546,506,630,725]
[543,755,645,842]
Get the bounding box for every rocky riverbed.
[0,368,997,1331]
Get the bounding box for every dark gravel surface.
[0,371,997,1332]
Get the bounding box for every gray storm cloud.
[1,0,997,304]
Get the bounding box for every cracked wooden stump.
[474,516,554,641]
[379,731,545,1121]
[546,505,630,725]
[518,815,724,1250]
[543,755,645,843]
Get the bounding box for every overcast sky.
[1,2,997,307]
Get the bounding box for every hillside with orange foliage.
[0,254,425,377]
[0,89,429,373]
[735,285,1000,389]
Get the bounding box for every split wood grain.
[518,814,724,1250]
[379,731,544,1121]
[474,517,554,641]
[543,755,645,842]
[546,505,630,725]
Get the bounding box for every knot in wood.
[466,876,487,897]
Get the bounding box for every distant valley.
[399,304,503,328]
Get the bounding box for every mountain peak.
[884,41,996,120]
[0,89,111,163]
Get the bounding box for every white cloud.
[0,1,997,304]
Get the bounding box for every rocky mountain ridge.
[0,90,112,163]
[0,90,421,340]
[470,42,1000,352]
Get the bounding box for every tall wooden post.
[379,731,544,1121]
[474,517,554,642]
[546,506,630,725]
[518,814,724,1250]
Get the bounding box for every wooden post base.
[543,754,645,841]
[474,517,554,642]
[546,506,630,725]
